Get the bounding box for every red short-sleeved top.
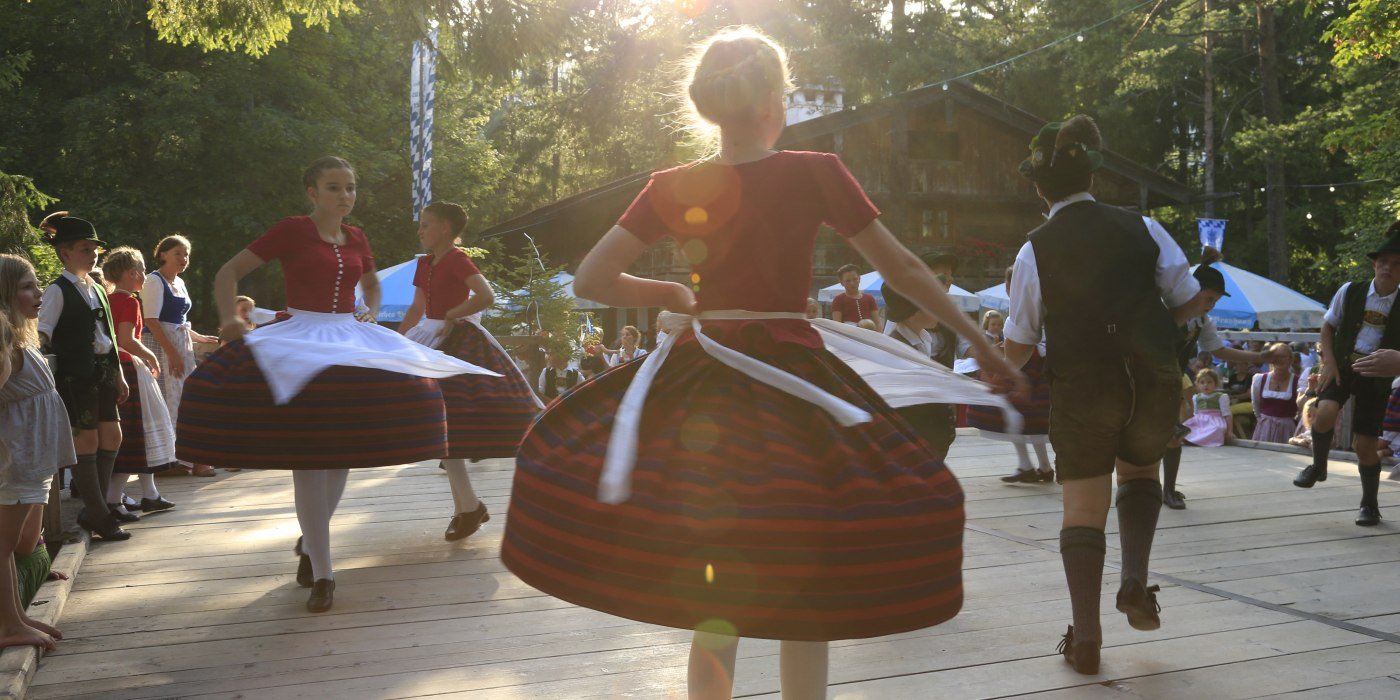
[413,248,482,320]
[109,291,143,363]
[616,151,879,348]
[246,216,376,314]
[831,293,879,323]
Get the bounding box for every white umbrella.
[818,271,979,313]
[1189,262,1326,329]
[976,283,1009,313]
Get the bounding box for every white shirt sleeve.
[1003,241,1043,346]
[634,347,648,360]
[1196,316,1225,353]
[1218,392,1231,413]
[36,284,64,341]
[141,273,164,320]
[1323,283,1348,328]
[1145,218,1201,309]
[538,368,548,394]
[1251,373,1264,416]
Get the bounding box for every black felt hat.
[1018,120,1104,184]
[1193,264,1230,296]
[920,251,958,273]
[881,281,917,324]
[44,216,107,248]
[1367,221,1400,260]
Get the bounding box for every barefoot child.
[0,253,76,649]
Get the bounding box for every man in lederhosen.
[1293,222,1400,526]
[1003,116,1208,674]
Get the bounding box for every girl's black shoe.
[306,579,335,612]
[77,511,131,541]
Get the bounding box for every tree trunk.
[1257,2,1287,282]
[1202,0,1217,218]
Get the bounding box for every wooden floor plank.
[30,439,1400,699]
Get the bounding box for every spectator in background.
[982,310,1004,344]
[830,263,880,326]
[1251,343,1299,444]
[539,351,581,401]
[805,297,820,319]
[601,325,648,366]
[234,295,258,332]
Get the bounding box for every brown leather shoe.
[444,503,491,542]
[1057,626,1100,675]
[306,579,335,612]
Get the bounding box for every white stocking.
[139,473,160,500]
[441,459,480,514]
[688,631,739,700]
[780,641,829,700]
[1013,442,1034,473]
[1034,443,1052,472]
[105,474,130,505]
[293,470,347,581]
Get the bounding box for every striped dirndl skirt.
[501,327,965,641]
[967,351,1050,442]
[114,360,177,474]
[1383,384,1400,434]
[175,338,451,470]
[408,319,541,459]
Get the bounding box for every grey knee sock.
[96,449,118,496]
[71,454,111,521]
[1311,429,1334,470]
[1116,479,1163,586]
[1060,527,1106,644]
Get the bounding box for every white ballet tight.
[293,469,349,581]
[688,631,828,699]
[105,474,162,504]
[441,459,480,514]
[1014,442,1052,473]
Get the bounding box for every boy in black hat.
[36,212,131,541]
[1293,221,1400,527]
[1161,247,1274,509]
[1003,116,1210,674]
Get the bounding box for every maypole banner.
[1198,218,1226,253]
[410,28,439,221]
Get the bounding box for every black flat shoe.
[1037,469,1056,483]
[293,536,313,587]
[1116,578,1162,631]
[306,579,335,612]
[107,505,140,523]
[1356,504,1382,526]
[1163,490,1186,510]
[1057,626,1100,675]
[1293,464,1327,488]
[77,512,131,541]
[1000,471,1041,484]
[444,503,491,542]
[140,496,176,512]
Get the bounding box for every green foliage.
[0,171,61,281]
[477,245,577,357]
[147,0,360,57]
[1318,0,1400,67]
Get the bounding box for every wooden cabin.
[478,80,1193,343]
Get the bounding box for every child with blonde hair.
[1182,367,1232,446]
[500,26,1024,699]
[0,253,75,649]
[101,247,177,515]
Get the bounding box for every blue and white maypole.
[410,27,439,220]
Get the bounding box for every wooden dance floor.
[29,436,1400,698]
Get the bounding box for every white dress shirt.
[1004,192,1201,346]
[1185,314,1225,354]
[37,270,114,354]
[1323,281,1397,355]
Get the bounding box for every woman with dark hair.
[176,156,499,612]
